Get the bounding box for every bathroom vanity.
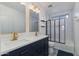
[0,34,48,56]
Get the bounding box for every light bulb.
[35,8,40,13]
[29,4,40,13]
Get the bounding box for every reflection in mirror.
[29,9,39,32]
[0,2,26,40]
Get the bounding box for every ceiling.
[33,2,75,15]
[0,2,75,17]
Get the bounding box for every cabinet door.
[36,37,48,56]
[20,38,48,56]
[7,49,20,56]
[42,37,48,56]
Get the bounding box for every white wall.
[39,8,47,35]
[73,2,79,56]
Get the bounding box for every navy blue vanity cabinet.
[2,37,48,56]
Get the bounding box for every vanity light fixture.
[29,4,35,11]
[29,4,40,13]
[35,8,40,13]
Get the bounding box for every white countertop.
[0,33,48,55]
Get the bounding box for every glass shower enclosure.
[46,15,67,44]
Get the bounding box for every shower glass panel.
[55,18,59,42]
[51,20,54,41]
[47,14,67,44]
[60,16,65,43]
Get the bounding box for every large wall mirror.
[0,2,26,34]
[29,9,39,32]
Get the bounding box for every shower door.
[59,16,65,43]
[47,15,67,44]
